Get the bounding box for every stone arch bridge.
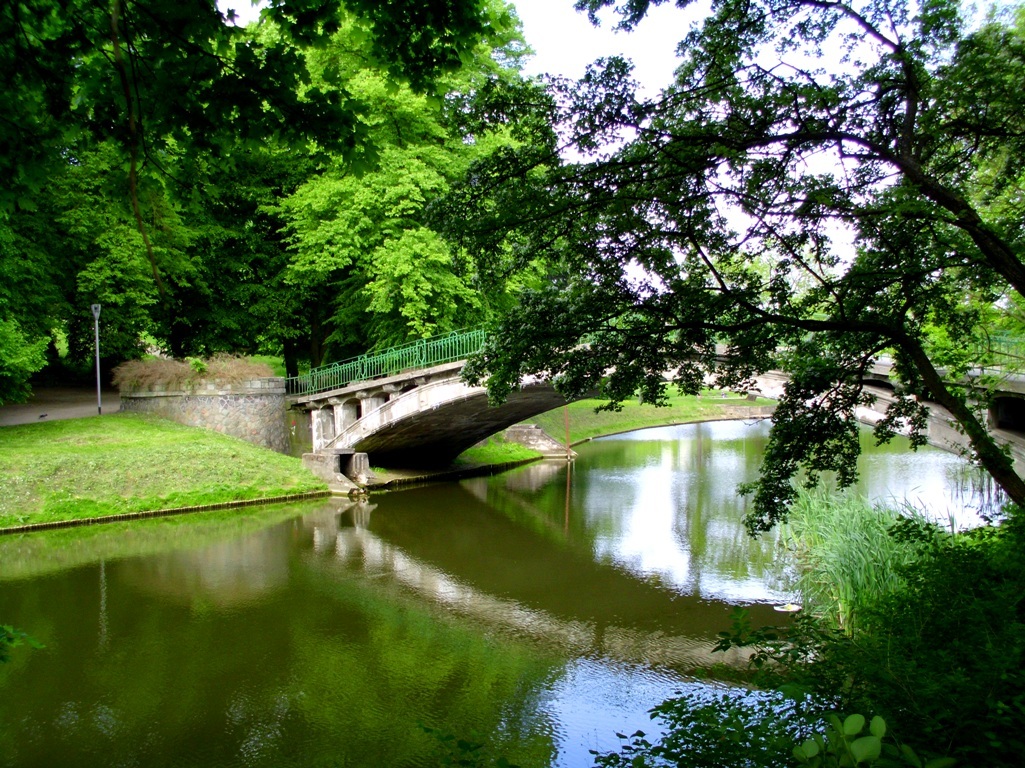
[288,329,577,473]
[292,360,573,468]
[288,327,1025,477]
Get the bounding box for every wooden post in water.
[564,404,570,460]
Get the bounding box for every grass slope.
[454,436,544,466]
[0,413,327,529]
[527,391,774,445]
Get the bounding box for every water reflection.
[123,527,290,605]
[0,419,1000,768]
[478,421,1000,614]
[319,510,754,670]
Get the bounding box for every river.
[0,420,999,767]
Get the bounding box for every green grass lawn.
[0,413,327,529]
[453,436,544,467]
[527,390,775,445]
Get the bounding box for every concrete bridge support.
[330,398,361,435]
[310,407,335,451]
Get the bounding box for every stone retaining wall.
[504,424,576,458]
[120,378,290,453]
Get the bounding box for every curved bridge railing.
[288,326,487,396]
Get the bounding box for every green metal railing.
[288,326,488,396]
[977,332,1025,363]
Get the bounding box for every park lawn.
[0,412,328,529]
[526,390,775,445]
[453,436,543,467]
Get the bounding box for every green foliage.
[0,316,47,406]
[0,1,531,390]
[793,713,955,768]
[591,689,815,768]
[0,218,62,400]
[592,696,956,768]
[445,0,1025,525]
[715,505,1025,767]
[0,0,505,211]
[0,625,43,664]
[281,5,535,355]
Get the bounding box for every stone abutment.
[120,378,290,454]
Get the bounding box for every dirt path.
[0,387,121,427]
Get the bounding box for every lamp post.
[91,304,102,416]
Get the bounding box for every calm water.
[0,421,998,767]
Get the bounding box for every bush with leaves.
[111,354,274,391]
[793,714,954,768]
[591,688,816,768]
[715,510,1025,767]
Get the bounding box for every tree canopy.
[0,0,531,400]
[442,0,1025,530]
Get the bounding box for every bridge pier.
[331,398,361,435]
[302,447,372,493]
[311,407,335,452]
[359,391,389,414]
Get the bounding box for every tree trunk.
[283,337,299,380]
[901,335,1025,508]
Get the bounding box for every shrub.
[591,688,816,768]
[112,354,274,391]
[721,505,1025,767]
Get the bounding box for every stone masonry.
[120,378,290,454]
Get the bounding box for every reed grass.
[782,491,930,632]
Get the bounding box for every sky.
[509,0,695,94]
[219,0,695,96]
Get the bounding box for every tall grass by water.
[782,492,933,632]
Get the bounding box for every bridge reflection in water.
[302,487,784,673]
[1,418,995,768]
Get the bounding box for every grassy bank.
[454,436,544,466]
[0,413,327,530]
[526,390,774,445]
[440,391,774,471]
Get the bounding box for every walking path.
[0,387,120,427]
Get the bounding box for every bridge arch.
[321,373,573,467]
[991,394,1025,437]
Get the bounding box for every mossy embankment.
[527,391,775,446]
[0,412,329,531]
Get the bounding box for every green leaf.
[843,714,866,737]
[922,759,957,768]
[869,715,886,739]
[899,744,923,768]
[850,735,881,763]
[795,738,820,759]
